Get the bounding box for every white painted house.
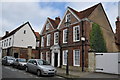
[0,22,39,58]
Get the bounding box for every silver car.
[13,58,27,69]
[25,59,57,76]
[2,56,15,66]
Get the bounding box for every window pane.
[73,26,80,41]
[74,50,80,66]
[63,50,68,65]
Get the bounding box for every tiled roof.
[48,17,60,29]
[2,22,29,39]
[2,22,38,40]
[68,3,100,19]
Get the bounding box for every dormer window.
[66,13,71,22]
[46,23,50,30]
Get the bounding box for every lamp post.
[81,36,85,72]
[64,20,70,75]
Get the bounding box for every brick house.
[40,17,61,66]
[0,22,40,59]
[40,3,119,71]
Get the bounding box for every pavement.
[56,67,119,79]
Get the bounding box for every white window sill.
[63,64,67,66]
[63,42,67,44]
[73,40,80,42]
[73,65,80,66]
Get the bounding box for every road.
[2,65,65,80]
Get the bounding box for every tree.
[90,23,107,52]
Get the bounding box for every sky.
[0,1,119,37]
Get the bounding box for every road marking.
[4,66,11,69]
[56,76,63,78]
[11,69,17,71]
[24,73,27,74]
[18,70,23,72]
[35,76,39,78]
[29,75,33,77]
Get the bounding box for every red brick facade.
[40,3,119,71]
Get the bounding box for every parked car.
[25,59,57,76]
[2,56,15,66]
[13,58,27,69]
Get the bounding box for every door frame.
[51,50,60,67]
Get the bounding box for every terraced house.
[0,22,40,59]
[40,3,119,71]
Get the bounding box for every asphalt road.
[2,65,65,80]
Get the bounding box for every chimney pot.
[55,16,61,24]
[5,31,9,35]
[117,16,120,21]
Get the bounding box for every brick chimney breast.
[5,31,9,35]
[116,16,120,44]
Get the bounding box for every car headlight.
[19,63,24,66]
[42,69,48,72]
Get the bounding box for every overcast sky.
[0,1,119,36]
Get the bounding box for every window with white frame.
[2,41,3,47]
[36,41,39,47]
[41,36,44,47]
[6,39,8,47]
[46,52,50,63]
[4,40,6,47]
[46,23,50,30]
[73,25,80,42]
[54,32,59,45]
[63,50,68,65]
[47,34,51,46]
[9,38,11,46]
[41,52,43,59]
[63,29,68,43]
[73,50,80,66]
[66,13,71,22]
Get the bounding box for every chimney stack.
[5,31,9,35]
[115,16,120,44]
[55,16,61,25]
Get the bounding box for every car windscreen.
[7,57,15,60]
[18,59,26,62]
[37,60,50,65]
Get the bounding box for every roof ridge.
[79,3,100,13]
[78,3,101,19]
[2,22,29,39]
[67,3,101,19]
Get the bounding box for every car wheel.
[37,70,41,77]
[25,67,29,72]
